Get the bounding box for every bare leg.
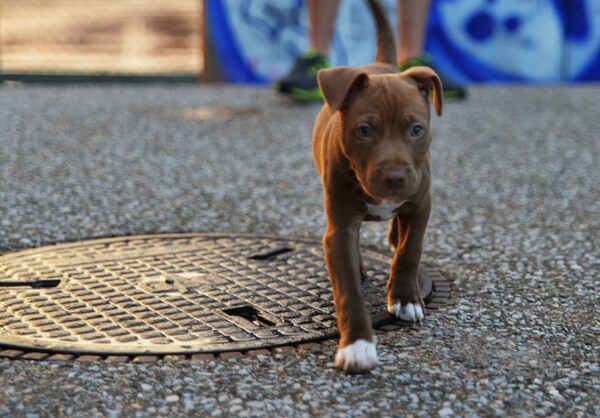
[308,0,341,56]
[397,0,431,64]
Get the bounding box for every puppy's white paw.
[335,339,378,373]
[388,302,424,322]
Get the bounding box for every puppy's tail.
[366,0,397,66]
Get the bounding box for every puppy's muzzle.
[384,168,408,189]
[370,164,416,199]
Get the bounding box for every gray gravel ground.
[0,83,598,417]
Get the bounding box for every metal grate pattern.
[0,234,448,356]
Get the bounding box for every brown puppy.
[312,0,443,373]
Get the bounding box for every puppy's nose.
[384,169,407,188]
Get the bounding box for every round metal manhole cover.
[0,234,450,358]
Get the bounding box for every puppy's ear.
[401,66,443,116]
[317,67,369,113]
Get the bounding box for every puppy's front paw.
[335,339,378,373]
[388,301,425,322]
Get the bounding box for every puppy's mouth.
[364,182,415,202]
[370,176,418,200]
[379,188,409,199]
[377,189,414,202]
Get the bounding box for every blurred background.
[0,0,202,81]
[1,0,599,84]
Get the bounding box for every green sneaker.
[400,53,467,100]
[275,51,330,101]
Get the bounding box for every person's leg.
[397,0,467,99]
[309,0,340,57]
[397,0,431,64]
[276,0,340,101]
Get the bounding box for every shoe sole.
[277,83,464,102]
[443,89,467,101]
[289,87,323,102]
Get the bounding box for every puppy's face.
[318,66,443,202]
[341,75,432,201]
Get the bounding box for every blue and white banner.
[206,0,600,83]
[428,0,600,83]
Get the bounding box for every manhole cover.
[0,234,450,358]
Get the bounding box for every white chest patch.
[366,200,407,220]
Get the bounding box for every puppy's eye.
[410,123,425,138]
[356,123,373,139]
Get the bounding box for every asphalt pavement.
[0,82,598,417]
